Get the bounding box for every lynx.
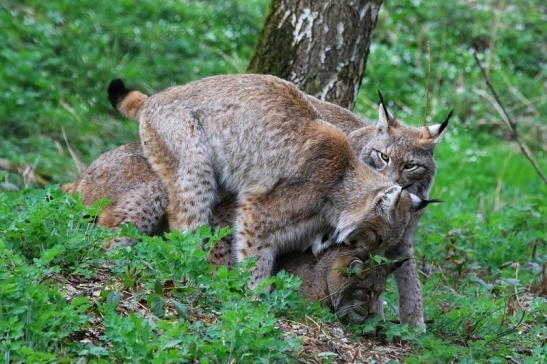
[68,74,449,326]
[310,93,451,327]
[107,74,429,289]
[64,143,168,247]
[210,195,405,324]
[66,160,404,324]
[276,248,407,323]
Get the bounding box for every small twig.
[486,0,505,75]
[495,311,526,339]
[506,356,523,364]
[424,41,432,125]
[303,316,331,339]
[473,52,547,184]
[62,127,86,174]
[0,158,51,186]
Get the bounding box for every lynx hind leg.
[140,112,217,232]
[235,186,323,289]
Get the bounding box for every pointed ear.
[332,210,360,245]
[377,90,395,131]
[349,259,365,273]
[311,233,334,257]
[332,223,356,245]
[424,110,453,144]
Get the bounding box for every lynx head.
[330,183,439,254]
[323,248,409,324]
[349,93,452,198]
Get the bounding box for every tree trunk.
[248,0,382,110]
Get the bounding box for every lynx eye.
[403,163,417,170]
[375,150,389,163]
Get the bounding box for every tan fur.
[69,143,168,241]
[276,247,401,323]
[118,90,147,119]
[61,182,75,193]
[111,74,419,288]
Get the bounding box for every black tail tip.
[108,78,130,108]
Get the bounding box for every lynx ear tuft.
[377,90,395,130]
[410,193,443,211]
[425,109,453,143]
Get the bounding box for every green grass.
[1,0,545,362]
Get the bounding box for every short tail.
[108,79,148,120]
[61,182,76,193]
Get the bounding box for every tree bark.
[248,0,382,110]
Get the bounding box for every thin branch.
[473,52,546,185]
[62,127,86,174]
[424,41,432,125]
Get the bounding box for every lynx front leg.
[396,259,424,328]
[387,232,425,328]
[140,112,217,231]
[234,194,277,289]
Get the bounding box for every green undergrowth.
[0,186,326,362]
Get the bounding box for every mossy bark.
[248,0,383,110]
